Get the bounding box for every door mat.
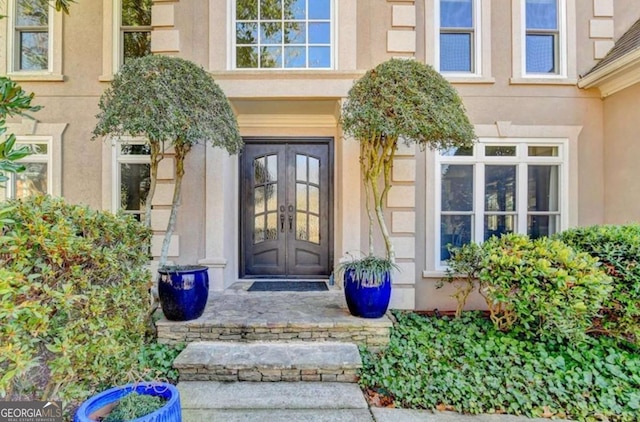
[248,281,329,292]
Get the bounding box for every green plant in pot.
[339,58,475,318]
[93,55,242,321]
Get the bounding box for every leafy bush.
[446,234,612,342]
[0,196,152,411]
[360,311,640,420]
[556,225,640,344]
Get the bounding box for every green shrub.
[104,392,166,422]
[556,225,640,344]
[0,196,152,411]
[446,234,612,342]
[360,311,640,420]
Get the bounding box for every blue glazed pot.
[343,269,392,318]
[158,265,209,321]
[74,382,181,422]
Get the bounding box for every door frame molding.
[239,137,335,279]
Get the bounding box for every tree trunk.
[144,141,161,229]
[159,141,189,267]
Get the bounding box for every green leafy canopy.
[93,55,242,154]
[341,58,475,150]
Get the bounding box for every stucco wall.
[602,82,640,224]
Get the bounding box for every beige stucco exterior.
[3,0,640,311]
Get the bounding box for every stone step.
[174,341,362,382]
[182,409,374,422]
[178,381,369,410]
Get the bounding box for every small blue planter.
[74,382,181,422]
[343,269,392,318]
[158,265,209,321]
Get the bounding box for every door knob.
[279,205,285,232]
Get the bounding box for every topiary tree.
[341,58,475,261]
[93,55,242,266]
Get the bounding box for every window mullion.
[517,162,528,234]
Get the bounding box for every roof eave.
[578,48,640,98]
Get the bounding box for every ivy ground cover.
[360,311,640,421]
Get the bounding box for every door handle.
[288,205,294,232]
[279,205,285,232]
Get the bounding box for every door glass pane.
[296,183,307,211]
[254,156,266,184]
[484,215,515,240]
[14,163,47,199]
[440,0,472,28]
[266,154,278,181]
[526,34,556,73]
[309,215,320,244]
[296,211,307,241]
[526,0,557,30]
[441,164,473,211]
[528,165,558,211]
[266,212,277,240]
[254,186,265,212]
[254,214,265,244]
[296,154,307,181]
[528,215,558,238]
[120,163,150,211]
[440,33,471,72]
[308,157,319,185]
[440,215,472,261]
[308,186,319,214]
[485,165,516,212]
[266,184,277,211]
[485,146,516,157]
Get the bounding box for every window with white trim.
[1,137,52,200]
[525,0,560,74]
[436,140,566,266]
[118,0,151,67]
[113,140,151,221]
[233,0,333,69]
[438,0,478,73]
[12,0,51,71]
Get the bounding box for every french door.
[240,139,332,278]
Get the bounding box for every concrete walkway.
[179,381,568,421]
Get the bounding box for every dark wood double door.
[240,139,333,278]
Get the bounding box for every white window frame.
[230,0,336,70]
[510,0,577,84]
[435,0,481,76]
[433,138,569,271]
[1,135,62,200]
[425,0,492,83]
[2,0,63,81]
[111,137,151,217]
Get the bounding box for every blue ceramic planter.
[343,269,392,318]
[158,265,209,321]
[74,382,181,422]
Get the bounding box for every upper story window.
[13,0,50,71]
[439,0,476,73]
[119,0,151,67]
[525,0,559,74]
[435,140,567,267]
[233,0,333,69]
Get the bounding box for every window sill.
[445,76,496,84]
[422,270,448,279]
[7,73,64,82]
[510,77,578,86]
